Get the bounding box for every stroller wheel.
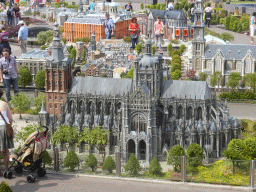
[37,168,46,177]
[15,165,23,173]
[27,174,35,183]
[4,171,12,179]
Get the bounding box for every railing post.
[116,151,121,177]
[249,160,255,188]
[54,147,59,172]
[181,156,187,182]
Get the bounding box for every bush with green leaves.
[245,73,256,93]
[210,71,222,88]
[74,37,91,44]
[9,93,32,119]
[171,50,180,57]
[63,150,80,171]
[123,36,131,43]
[61,38,67,45]
[35,70,45,90]
[51,125,79,146]
[148,157,162,176]
[102,156,116,174]
[135,43,142,55]
[179,44,185,55]
[42,150,52,168]
[167,43,172,56]
[34,92,46,113]
[140,3,144,10]
[187,143,204,171]
[171,69,181,80]
[123,66,134,79]
[171,63,181,73]
[15,124,43,144]
[218,91,256,101]
[41,45,47,50]
[37,30,54,45]
[0,181,12,192]
[220,32,234,42]
[124,154,141,175]
[226,72,242,93]
[167,145,185,172]
[199,72,208,81]
[18,66,32,88]
[85,154,98,172]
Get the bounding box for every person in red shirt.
[129,17,140,50]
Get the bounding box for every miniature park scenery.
[1,0,256,190]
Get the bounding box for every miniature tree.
[171,63,181,73]
[63,150,80,171]
[152,46,156,56]
[187,143,204,170]
[122,67,134,79]
[199,72,208,81]
[124,154,141,175]
[34,92,46,113]
[18,66,32,88]
[210,71,221,90]
[42,150,52,168]
[245,73,256,93]
[181,69,196,81]
[140,3,144,10]
[167,43,172,56]
[171,50,180,57]
[102,156,116,174]
[35,70,45,90]
[61,37,67,45]
[85,154,98,172]
[220,32,234,42]
[148,157,162,176]
[9,93,32,119]
[171,69,181,80]
[15,124,43,144]
[135,43,142,55]
[226,72,242,93]
[0,181,12,192]
[179,44,186,55]
[102,74,107,78]
[37,30,54,45]
[167,145,185,172]
[120,72,126,78]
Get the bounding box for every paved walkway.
[207,25,252,45]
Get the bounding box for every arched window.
[245,58,251,73]
[168,106,173,119]
[96,102,102,115]
[186,107,193,120]
[215,57,221,71]
[131,114,147,133]
[196,107,202,120]
[106,102,111,115]
[177,106,183,119]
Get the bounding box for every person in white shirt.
[167,2,174,11]
[204,3,213,27]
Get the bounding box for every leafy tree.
[148,157,162,176]
[224,15,232,30]
[18,66,32,88]
[42,150,52,168]
[223,139,246,160]
[210,71,221,89]
[124,154,141,175]
[174,2,180,10]
[37,30,54,45]
[15,124,43,144]
[171,69,181,80]
[167,43,172,56]
[187,143,204,170]
[171,50,180,57]
[51,125,79,152]
[61,37,67,45]
[172,55,181,62]
[199,72,208,81]
[0,181,12,192]
[63,150,80,171]
[179,44,185,55]
[34,92,46,113]
[140,3,144,10]
[123,66,134,79]
[82,49,86,62]
[152,46,156,55]
[172,59,181,65]
[85,154,98,172]
[167,145,185,172]
[226,72,242,93]
[102,156,116,174]
[69,48,77,59]
[135,43,142,55]
[245,73,256,93]
[101,74,107,78]
[220,32,234,42]
[120,72,126,78]
[123,36,131,43]
[79,127,109,161]
[9,93,32,119]
[171,63,181,73]
[41,45,47,50]
[35,70,45,90]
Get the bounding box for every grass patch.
[240,119,256,139]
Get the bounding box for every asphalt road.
[1,172,243,192]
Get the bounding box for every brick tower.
[45,22,73,118]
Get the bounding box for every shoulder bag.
[0,111,13,138]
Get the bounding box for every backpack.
[7,9,12,16]
[15,11,20,17]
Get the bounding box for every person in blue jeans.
[103,13,114,39]
[0,48,20,103]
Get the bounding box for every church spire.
[52,22,64,63]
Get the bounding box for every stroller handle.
[35,126,49,137]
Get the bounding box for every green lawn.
[231,1,256,4]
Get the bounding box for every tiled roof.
[18,49,49,59]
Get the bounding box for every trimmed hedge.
[218,91,256,101]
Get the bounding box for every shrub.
[102,156,116,174]
[220,32,234,42]
[253,122,256,132]
[35,70,45,90]
[171,63,181,73]
[41,45,47,50]
[9,93,32,119]
[152,46,156,55]
[241,119,248,131]
[167,43,172,56]
[123,66,134,79]
[123,36,131,43]
[85,154,98,172]
[140,3,144,10]
[167,145,185,172]
[171,50,180,57]
[135,43,142,55]
[179,44,185,55]
[61,37,67,45]
[0,181,12,192]
[170,39,179,44]
[148,157,162,176]
[18,66,32,88]
[124,154,141,175]
[199,72,208,81]
[42,150,52,168]
[37,30,54,45]
[15,124,43,143]
[187,143,204,170]
[171,69,181,80]
[63,150,80,171]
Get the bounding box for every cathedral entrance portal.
[127,139,135,159]
[138,140,146,160]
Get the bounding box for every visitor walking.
[250,12,256,45]
[0,88,14,175]
[13,3,20,25]
[90,0,96,11]
[17,21,28,54]
[204,3,213,27]
[167,1,174,11]
[129,17,139,50]
[189,3,195,23]
[103,13,114,39]
[154,16,164,52]
[124,1,133,11]
[0,48,20,103]
[0,26,12,55]
[7,5,13,26]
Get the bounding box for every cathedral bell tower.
[191,0,205,74]
[45,22,73,119]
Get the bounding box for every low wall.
[110,0,166,4]
[223,3,256,15]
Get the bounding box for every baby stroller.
[4,126,49,183]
